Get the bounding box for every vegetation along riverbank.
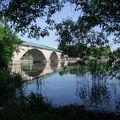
[0,0,120,119]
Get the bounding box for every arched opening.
[21,49,46,62]
[50,52,58,62]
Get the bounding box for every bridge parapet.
[23,41,63,52]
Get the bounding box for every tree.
[58,43,88,59]
[88,45,111,59]
[56,19,109,46]
[0,0,65,38]
[0,0,119,44]
[113,48,120,60]
[68,0,120,44]
[0,22,22,69]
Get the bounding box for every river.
[11,60,120,114]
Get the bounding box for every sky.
[18,2,120,50]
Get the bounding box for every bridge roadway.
[12,41,67,63]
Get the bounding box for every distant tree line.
[21,52,33,60]
[59,44,111,60]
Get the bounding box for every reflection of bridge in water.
[11,61,69,81]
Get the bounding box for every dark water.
[14,61,120,113]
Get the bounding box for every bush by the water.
[0,69,23,106]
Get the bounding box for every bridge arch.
[50,52,58,62]
[27,49,46,62]
[13,46,47,62]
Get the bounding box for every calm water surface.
[12,60,120,113]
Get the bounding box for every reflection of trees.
[110,61,120,80]
[76,77,110,106]
[21,63,33,74]
[59,60,120,109]
[34,79,46,94]
[75,60,120,109]
[90,74,110,105]
[59,60,120,79]
[59,67,70,76]
[21,62,46,77]
[69,65,88,76]
[59,62,88,76]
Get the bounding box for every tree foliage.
[88,45,111,59]
[0,22,22,69]
[58,43,88,59]
[68,0,120,43]
[56,19,109,46]
[59,43,111,59]
[0,0,65,38]
[0,0,119,44]
[113,48,120,60]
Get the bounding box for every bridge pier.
[42,50,53,62]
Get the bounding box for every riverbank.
[0,104,120,120]
[0,92,120,120]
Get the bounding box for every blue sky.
[18,2,120,50]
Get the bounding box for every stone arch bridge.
[13,42,67,63]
